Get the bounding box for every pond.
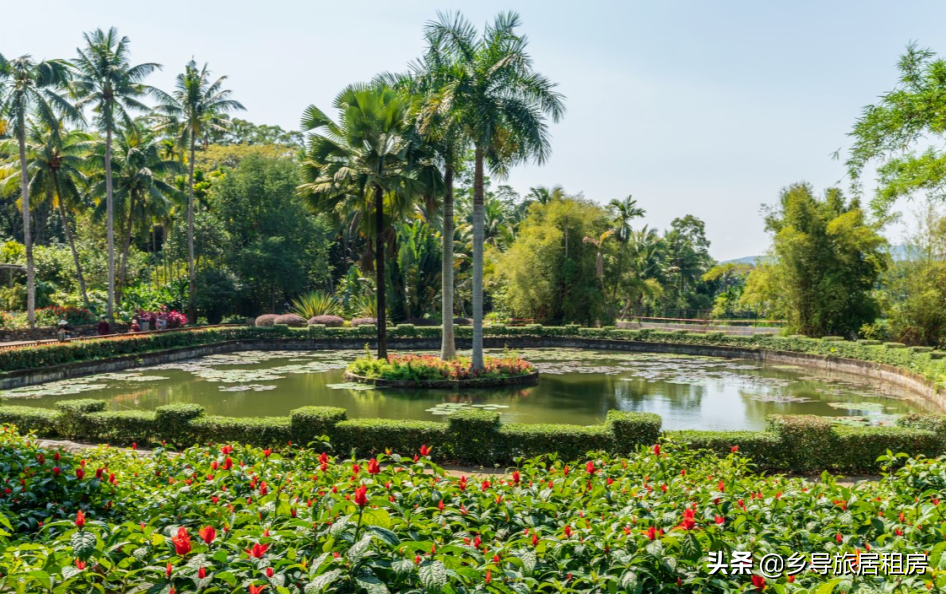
[2,348,938,430]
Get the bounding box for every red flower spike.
[75,510,86,528]
[199,525,216,545]
[354,485,368,507]
[172,527,191,556]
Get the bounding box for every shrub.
[82,411,157,444]
[498,423,612,462]
[606,410,662,452]
[290,406,346,445]
[350,317,378,327]
[273,313,306,328]
[767,415,833,471]
[0,406,60,436]
[334,418,445,458]
[56,399,108,438]
[308,315,344,327]
[347,353,534,381]
[447,409,501,463]
[291,291,339,319]
[187,415,292,447]
[155,404,205,442]
[885,342,907,349]
[254,314,279,327]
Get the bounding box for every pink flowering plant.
[348,351,535,381]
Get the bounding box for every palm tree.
[526,185,565,206]
[88,122,182,295]
[72,28,162,320]
[155,60,244,323]
[608,195,646,306]
[299,83,436,359]
[0,123,94,309]
[0,53,81,328]
[425,12,565,369]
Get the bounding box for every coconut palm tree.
[425,11,565,369]
[88,122,182,295]
[155,60,244,323]
[608,194,646,305]
[72,28,163,320]
[299,83,437,359]
[0,53,81,327]
[0,123,94,309]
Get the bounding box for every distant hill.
[720,244,910,267]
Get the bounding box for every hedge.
[3,399,946,472]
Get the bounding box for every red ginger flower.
[419,444,431,457]
[679,508,697,531]
[199,525,216,545]
[751,574,766,591]
[585,461,596,475]
[172,527,192,556]
[75,510,85,528]
[354,485,368,507]
[652,444,660,455]
[198,567,207,579]
[249,585,267,594]
[246,543,269,559]
[75,559,86,570]
[367,459,380,475]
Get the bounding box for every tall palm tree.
[72,28,162,320]
[526,185,565,206]
[299,83,436,359]
[155,60,244,323]
[425,12,565,369]
[0,124,94,309]
[608,194,646,306]
[89,122,182,294]
[0,53,81,327]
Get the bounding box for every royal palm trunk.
[16,118,35,329]
[105,125,115,321]
[375,183,388,360]
[440,163,456,360]
[471,146,485,370]
[187,136,196,325]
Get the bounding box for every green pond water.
[2,348,938,430]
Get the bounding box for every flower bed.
[0,425,941,593]
[346,352,536,387]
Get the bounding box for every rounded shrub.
[351,317,378,327]
[274,313,306,328]
[254,314,279,327]
[821,336,845,342]
[884,342,908,349]
[308,315,344,327]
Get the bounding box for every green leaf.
[354,569,389,594]
[305,569,342,593]
[368,525,400,547]
[419,561,447,593]
[71,531,96,559]
[362,508,391,529]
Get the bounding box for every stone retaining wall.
[2,337,943,412]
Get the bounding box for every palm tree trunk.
[471,146,485,370]
[54,178,91,310]
[105,125,115,321]
[16,119,35,329]
[375,183,388,360]
[187,136,196,325]
[440,162,456,360]
[119,191,136,299]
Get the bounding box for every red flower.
[166,562,173,578]
[220,445,233,455]
[354,485,368,507]
[245,543,269,559]
[263,449,272,458]
[172,527,192,556]
[419,445,431,457]
[249,585,267,594]
[266,567,274,578]
[198,566,207,579]
[199,525,216,545]
[678,508,696,531]
[652,444,660,455]
[485,569,491,584]
[223,457,233,470]
[644,526,657,540]
[585,461,596,475]
[512,470,521,484]
[564,525,572,538]
[367,459,380,475]
[75,559,86,570]
[751,574,766,591]
[53,466,60,476]
[75,510,85,528]
[531,532,539,546]
[75,468,85,480]
[731,445,739,453]
[714,515,725,525]
[836,533,843,544]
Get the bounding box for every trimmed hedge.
[2,398,941,471]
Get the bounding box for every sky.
[4,0,943,261]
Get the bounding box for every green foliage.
[347,352,534,381]
[446,408,501,463]
[606,410,662,453]
[290,406,347,445]
[334,418,445,459]
[742,183,888,336]
[291,290,339,318]
[155,403,205,437]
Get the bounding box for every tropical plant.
[0,53,81,327]
[291,290,340,318]
[155,60,244,323]
[424,11,565,369]
[299,83,439,359]
[72,27,163,320]
[88,122,182,296]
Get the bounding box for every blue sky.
[5,1,942,260]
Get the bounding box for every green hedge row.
[4,400,946,472]
[5,324,946,393]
